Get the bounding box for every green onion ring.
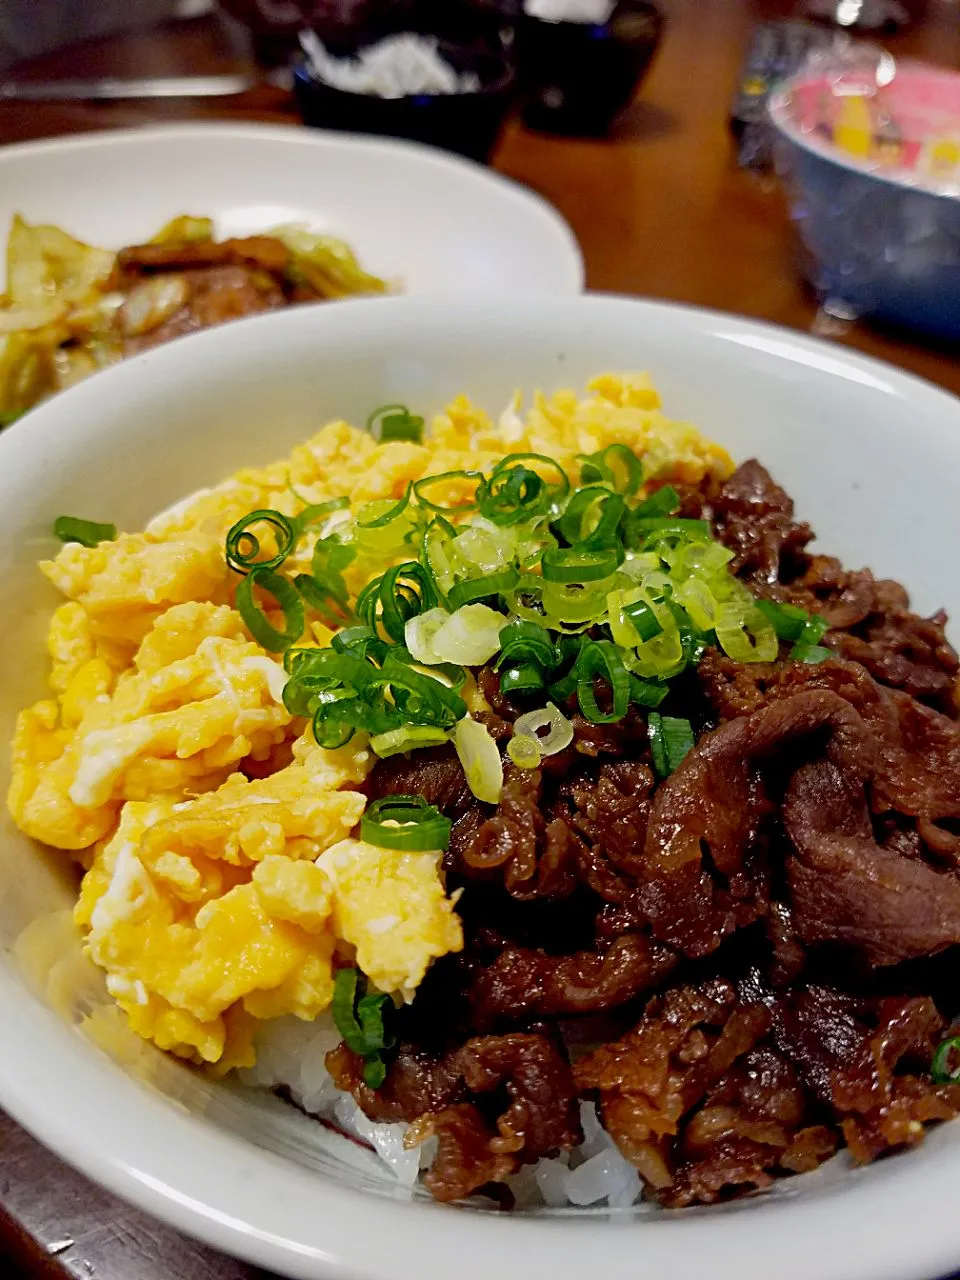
[575,639,630,724]
[361,795,453,852]
[541,546,619,585]
[447,567,520,611]
[412,470,483,514]
[366,404,425,444]
[931,1035,960,1084]
[235,566,305,652]
[357,484,413,530]
[226,509,298,575]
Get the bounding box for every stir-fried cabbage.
[0,213,389,425]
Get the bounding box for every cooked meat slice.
[447,1033,582,1159]
[710,460,813,588]
[664,1046,836,1207]
[412,1104,519,1203]
[575,979,772,1196]
[452,770,581,901]
[745,980,960,1164]
[639,690,873,956]
[122,264,285,355]
[469,934,677,1029]
[329,1032,580,1202]
[115,234,291,276]
[564,761,657,901]
[784,756,960,966]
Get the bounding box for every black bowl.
[516,0,664,137]
[293,45,516,165]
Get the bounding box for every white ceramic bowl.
[1,295,959,1280]
[0,123,583,296]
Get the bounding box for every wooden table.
[0,2,958,1277]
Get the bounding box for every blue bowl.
[770,83,960,340]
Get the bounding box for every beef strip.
[638,690,873,957]
[469,934,678,1030]
[328,1033,581,1202]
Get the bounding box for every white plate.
[0,295,959,1280]
[0,122,583,295]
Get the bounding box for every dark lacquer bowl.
[293,43,516,165]
[515,0,664,137]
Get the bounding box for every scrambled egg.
[7,374,730,1071]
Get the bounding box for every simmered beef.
[326,458,960,1208]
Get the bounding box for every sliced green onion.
[421,515,458,599]
[499,662,546,696]
[361,795,452,851]
[226,509,297,575]
[542,580,614,628]
[507,733,542,769]
[632,485,680,519]
[755,599,811,643]
[293,573,353,629]
[633,517,711,538]
[429,604,506,666]
[496,619,560,672]
[357,561,438,643]
[332,967,394,1089]
[578,443,644,496]
[792,643,832,665]
[331,626,389,664]
[478,464,550,527]
[513,702,573,757]
[555,487,626,549]
[931,1035,960,1084]
[388,644,467,691]
[452,716,503,804]
[311,535,356,605]
[370,654,467,728]
[648,712,695,778]
[412,470,482,514]
[235,567,305,653]
[447,568,519,611]
[362,1057,387,1089]
[790,614,829,656]
[367,404,425,444]
[312,707,358,750]
[576,640,630,724]
[370,725,452,757]
[623,597,664,643]
[714,601,778,664]
[488,452,569,508]
[629,676,669,708]
[404,607,451,665]
[356,484,412,530]
[541,546,619,584]
[291,495,350,539]
[53,515,117,547]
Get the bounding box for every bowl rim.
[768,60,960,204]
[2,292,960,1280]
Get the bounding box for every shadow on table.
[610,99,678,143]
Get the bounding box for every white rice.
[241,1014,645,1208]
[300,31,481,100]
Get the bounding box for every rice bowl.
[1,294,960,1280]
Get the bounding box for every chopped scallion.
[53,515,117,547]
[648,712,695,777]
[367,404,424,443]
[235,566,305,653]
[361,795,453,851]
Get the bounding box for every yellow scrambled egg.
[7,374,731,1071]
